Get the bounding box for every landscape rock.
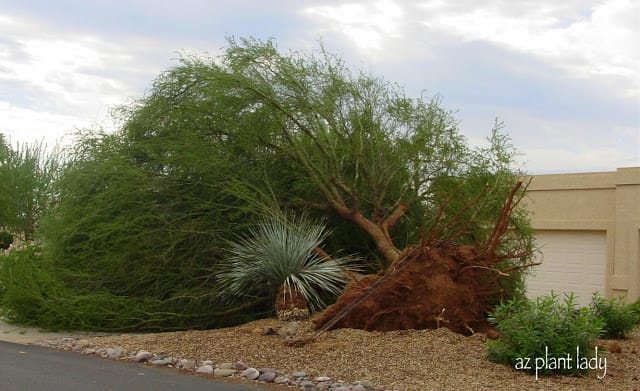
[133,351,153,362]
[177,359,196,370]
[106,347,123,359]
[274,375,290,384]
[316,382,330,390]
[299,379,315,389]
[214,368,236,377]
[277,321,303,338]
[356,380,375,390]
[72,340,91,352]
[151,357,174,366]
[257,371,277,382]
[196,364,214,374]
[242,367,260,380]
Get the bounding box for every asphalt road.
[0,340,268,391]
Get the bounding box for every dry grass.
[76,320,639,391]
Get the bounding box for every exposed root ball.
[314,244,498,335]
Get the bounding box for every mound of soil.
[314,243,500,335]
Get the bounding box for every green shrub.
[0,231,13,250]
[590,292,639,339]
[487,293,603,377]
[0,244,58,324]
[0,244,260,331]
[631,299,640,324]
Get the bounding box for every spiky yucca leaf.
[218,212,361,312]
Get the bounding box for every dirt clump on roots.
[314,243,501,335]
[314,181,535,336]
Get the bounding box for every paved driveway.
[0,340,268,391]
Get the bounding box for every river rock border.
[35,337,396,391]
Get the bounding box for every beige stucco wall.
[524,167,640,302]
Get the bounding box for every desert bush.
[0,244,261,331]
[0,244,61,324]
[590,292,639,339]
[14,126,272,331]
[487,293,603,377]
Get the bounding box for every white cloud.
[522,146,637,174]
[0,12,190,145]
[459,106,640,173]
[0,101,91,147]
[305,0,404,51]
[419,0,639,97]
[305,0,639,98]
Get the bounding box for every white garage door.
[526,230,607,307]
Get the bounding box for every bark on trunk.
[329,202,406,265]
[275,285,310,321]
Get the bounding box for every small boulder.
[274,376,290,384]
[257,371,277,382]
[151,357,174,366]
[106,348,123,359]
[196,364,214,374]
[133,351,153,363]
[356,380,375,390]
[177,359,196,370]
[214,368,236,377]
[242,368,260,380]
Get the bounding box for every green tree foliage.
[168,38,531,268]
[27,126,267,330]
[0,135,60,240]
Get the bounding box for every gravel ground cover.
[40,319,639,391]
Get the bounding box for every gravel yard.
[46,319,639,391]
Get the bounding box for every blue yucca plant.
[218,211,361,321]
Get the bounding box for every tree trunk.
[351,213,401,265]
[275,285,310,321]
[330,203,406,265]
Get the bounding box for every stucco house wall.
[523,167,640,303]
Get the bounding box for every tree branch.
[381,202,408,231]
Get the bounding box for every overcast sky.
[1,0,638,173]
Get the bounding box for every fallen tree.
[207,38,535,333]
[314,181,538,335]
